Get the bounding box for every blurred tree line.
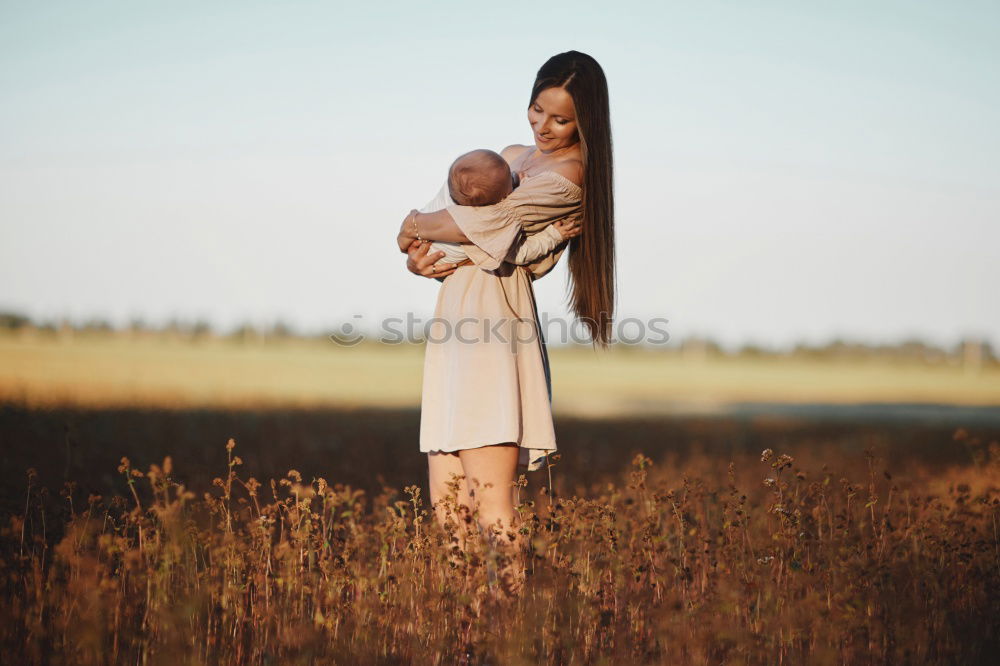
[672,335,996,369]
[0,310,995,367]
[0,311,300,345]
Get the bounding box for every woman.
[397,50,615,587]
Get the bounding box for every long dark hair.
[530,51,616,347]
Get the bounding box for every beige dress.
[419,171,583,470]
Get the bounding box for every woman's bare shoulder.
[500,143,533,164]
[549,158,584,187]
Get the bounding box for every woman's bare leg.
[458,443,527,594]
[427,451,474,559]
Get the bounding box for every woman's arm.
[399,159,582,265]
[507,219,581,264]
[397,209,468,253]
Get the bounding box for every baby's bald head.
[447,149,513,207]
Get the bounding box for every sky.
[1,0,998,350]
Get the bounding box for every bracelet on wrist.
[411,212,422,241]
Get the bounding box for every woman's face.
[528,86,579,152]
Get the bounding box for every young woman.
[397,50,616,592]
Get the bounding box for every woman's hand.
[552,219,583,241]
[405,240,470,280]
[398,210,420,253]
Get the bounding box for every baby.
[420,149,573,265]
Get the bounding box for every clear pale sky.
[1,1,997,350]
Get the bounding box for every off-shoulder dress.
[418,170,583,471]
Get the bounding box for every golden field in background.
[1,330,998,412]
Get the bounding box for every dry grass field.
[1,331,998,663]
